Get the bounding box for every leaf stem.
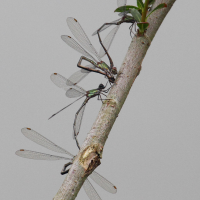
[141,0,150,22]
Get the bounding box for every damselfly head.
[111,67,118,75]
[109,77,115,83]
[98,84,105,90]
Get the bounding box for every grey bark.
[53,0,176,199]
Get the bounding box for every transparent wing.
[67,17,101,61]
[117,0,127,7]
[118,11,129,16]
[83,179,102,200]
[61,35,97,62]
[117,0,127,16]
[50,73,69,91]
[92,18,121,36]
[65,87,86,98]
[65,88,85,98]
[98,26,120,58]
[73,104,86,138]
[89,171,117,194]
[68,64,96,85]
[15,149,71,161]
[51,73,86,96]
[21,128,74,157]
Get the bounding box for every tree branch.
[53,0,176,199]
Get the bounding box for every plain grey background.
[1,0,200,199]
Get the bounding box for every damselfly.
[92,0,136,37]
[49,73,110,146]
[16,128,117,200]
[62,17,119,84]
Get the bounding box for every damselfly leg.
[61,162,73,175]
[77,56,107,76]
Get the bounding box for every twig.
[53,0,177,199]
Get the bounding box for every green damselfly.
[62,17,119,84]
[49,73,110,146]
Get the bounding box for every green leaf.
[130,8,142,22]
[146,3,167,19]
[114,5,140,13]
[137,22,149,33]
[149,0,155,5]
[137,0,144,10]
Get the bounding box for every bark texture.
[53,0,176,199]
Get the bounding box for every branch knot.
[79,143,103,175]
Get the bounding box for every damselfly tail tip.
[48,114,55,120]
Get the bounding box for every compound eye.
[110,77,115,83]
[112,67,117,75]
[99,84,105,89]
